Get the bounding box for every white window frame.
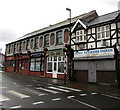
[47,56,64,74]
[97,25,110,40]
[76,30,86,42]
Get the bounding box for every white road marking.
[0,87,7,89]
[39,93,47,96]
[7,90,30,99]
[33,101,44,105]
[91,93,98,95]
[0,94,10,102]
[52,98,61,101]
[9,105,22,109]
[36,87,59,94]
[48,86,70,93]
[101,93,120,100]
[80,94,87,96]
[67,96,75,99]
[68,97,101,110]
[24,88,47,96]
[58,86,82,92]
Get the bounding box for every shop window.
[58,62,64,73]
[22,60,28,70]
[30,57,44,72]
[6,60,15,67]
[56,31,63,45]
[47,56,64,73]
[48,62,52,72]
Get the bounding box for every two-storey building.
[72,10,120,85]
[5,10,97,80]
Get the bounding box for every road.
[0,71,120,109]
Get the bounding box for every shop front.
[30,52,44,76]
[5,56,15,72]
[46,49,67,79]
[74,48,116,85]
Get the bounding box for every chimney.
[118,1,120,10]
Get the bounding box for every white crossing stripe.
[9,105,22,109]
[80,94,87,96]
[58,86,82,92]
[48,86,70,93]
[7,90,30,99]
[0,87,7,89]
[52,98,61,101]
[36,87,59,94]
[67,96,75,99]
[24,88,47,96]
[0,94,10,102]
[33,101,44,105]
[91,93,98,95]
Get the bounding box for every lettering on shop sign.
[30,53,44,57]
[74,48,114,58]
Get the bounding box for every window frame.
[56,30,63,45]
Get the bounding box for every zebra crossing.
[1,85,82,102]
[0,85,100,109]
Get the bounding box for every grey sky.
[0,0,119,54]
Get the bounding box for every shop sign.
[30,53,44,57]
[74,48,115,58]
[47,49,63,56]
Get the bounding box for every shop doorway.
[88,61,96,83]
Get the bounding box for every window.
[13,44,16,53]
[30,57,44,71]
[56,31,63,44]
[47,56,64,73]
[44,34,49,47]
[19,42,22,52]
[22,60,28,70]
[26,40,30,50]
[6,60,15,67]
[76,30,86,42]
[34,37,39,49]
[97,25,110,39]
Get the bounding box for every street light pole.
[66,8,71,47]
[66,8,73,81]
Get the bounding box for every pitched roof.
[6,10,98,45]
[89,10,120,26]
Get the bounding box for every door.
[52,56,57,78]
[88,61,96,83]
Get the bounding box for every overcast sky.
[0,0,119,54]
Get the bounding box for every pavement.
[1,71,120,98]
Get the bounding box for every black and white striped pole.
[64,51,67,85]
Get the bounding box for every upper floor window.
[26,39,30,50]
[19,42,22,52]
[34,37,39,49]
[56,31,63,45]
[13,44,16,53]
[76,30,86,42]
[97,25,110,39]
[44,34,49,47]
